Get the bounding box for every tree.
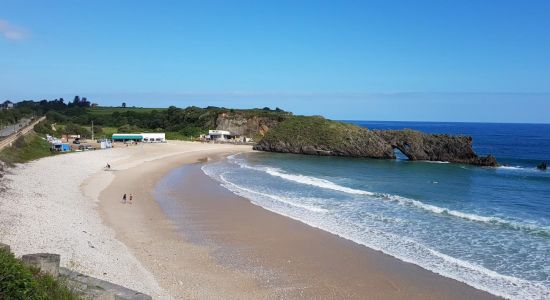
[63,123,81,135]
[122,102,127,108]
[81,97,90,107]
[92,125,103,135]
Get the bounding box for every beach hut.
[52,143,71,152]
[207,130,231,141]
[112,133,143,142]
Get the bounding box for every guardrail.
[0,116,46,151]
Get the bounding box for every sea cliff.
[253,116,497,166]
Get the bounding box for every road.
[0,118,32,138]
[0,116,46,151]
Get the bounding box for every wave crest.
[229,156,550,236]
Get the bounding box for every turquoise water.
[202,122,550,299]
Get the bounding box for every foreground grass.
[0,249,80,300]
[0,132,56,164]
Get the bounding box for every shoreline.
[96,142,269,299]
[1,141,502,299]
[153,159,501,299]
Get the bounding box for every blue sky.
[1,0,549,123]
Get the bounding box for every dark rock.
[375,130,498,166]
[60,267,152,300]
[254,117,498,167]
[253,117,395,159]
[22,253,61,277]
[537,161,547,171]
[0,243,10,252]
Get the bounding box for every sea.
[201,121,550,300]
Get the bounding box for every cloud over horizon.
[0,19,27,41]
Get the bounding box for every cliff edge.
[253,116,497,166]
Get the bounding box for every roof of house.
[112,134,143,140]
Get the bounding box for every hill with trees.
[1,97,291,140]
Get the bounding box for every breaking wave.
[202,159,550,299]
[228,155,550,237]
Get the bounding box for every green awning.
[112,134,143,140]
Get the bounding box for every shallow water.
[202,121,550,300]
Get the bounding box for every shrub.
[0,249,80,300]
[61,123,91,138]
[45,111,68,123]
[33,120,55,137]
[0,132,57,164]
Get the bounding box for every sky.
[1,0,549,123]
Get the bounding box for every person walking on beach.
[122,193,127,204]
[129,194,133,205]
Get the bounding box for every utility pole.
[91,120,94,141]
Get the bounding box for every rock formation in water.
[375,130,498,166]
[253,116,498,166]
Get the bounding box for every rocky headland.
[253,116,498,166]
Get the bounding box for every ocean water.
[202,121,550,300]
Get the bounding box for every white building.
[142,133,166,143]
[207,130,231,141]
[1,101,14,110]
[112,133,166,143]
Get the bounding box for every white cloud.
[0,19,27,41]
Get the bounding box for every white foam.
[496,165,542,173]
[229,157,374,196]
[229,155,550,236]
[498,165,524,170]
[263,167,375,196]
[203,166,328,214]
[231,156,549,233]
[380,194,550,236]
[202,162,550,300]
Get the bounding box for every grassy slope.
[0,132,57,164]
[89,107,190,139]
[261,115,363,147]
[0,249,80,300]
[60,106,291,141]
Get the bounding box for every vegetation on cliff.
[2,98,497,166]
[254,116,394,158]
[254,116,498,166]
[0,249,79,300]
[2,98,290,140]
[0,132,57,165]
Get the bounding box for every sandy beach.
[1,141,501,299]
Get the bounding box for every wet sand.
[97,143,269,299]
[97,142,501,299]
[155,162,501,299]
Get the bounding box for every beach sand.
[156,163,502,299]
[1,141,501,299]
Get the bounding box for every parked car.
[78,144,94,151]
[73,139,81,144]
